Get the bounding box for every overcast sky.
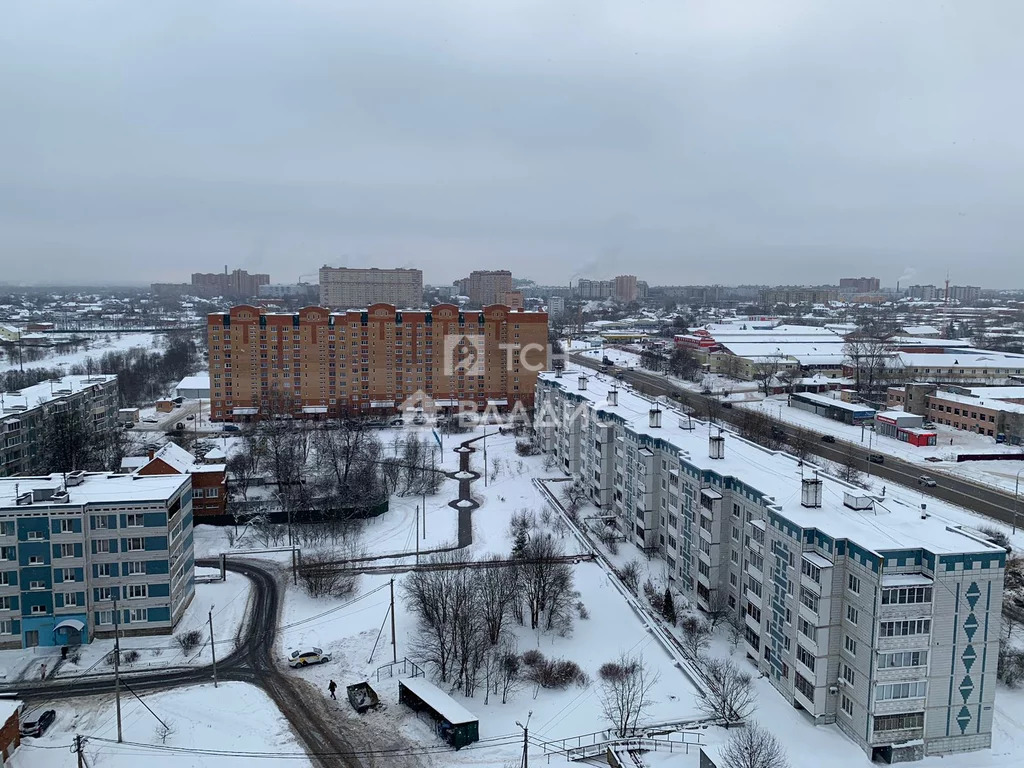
[1,1,1020,288]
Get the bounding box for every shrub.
[643,579,665,614]
[521,649,545,668]
[515,439,541,456]
[525,657,587,690]
[619,560,642,594]
[122,649,140,666]
[576,601,590,620]
[104,650,120,667]
[68,650,82,665]
[175,628,204,656]
[979,525,1012,553]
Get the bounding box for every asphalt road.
[572,353,1022,527]
[2,558,386,768]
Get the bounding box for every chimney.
[607,388,618,407]
[709,431,725,459]
[801,476,823,508]
[148,448,155,461]
[555,368,563,378]
[578,375,587,391]
[649,405,662,428]
[920,503,929,520]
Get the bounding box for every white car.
[288,647,330,668]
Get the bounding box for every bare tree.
[844,332,894,395]
[698,657,757,724]
[705,591,730,629]
[680,615,711,657]
[402,551,464,683]
[787,427,813,461]
[519,534,576,633]
[560,477,588,520]
[727,613,745,651]
[478,555,518,645]
[297,551,359,598]
[598,654,661,737]
[720,721,789,768]
[497,639,522,704]
[751,354,786,395]
[619,559,642,595]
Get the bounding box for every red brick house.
[122,442,227,519]
[0,699,22,764]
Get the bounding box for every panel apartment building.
[537,372,1005,761]
[319,267,423,309]
[1,375,119,478]
[0,471,195,650]
[207,303,548,421]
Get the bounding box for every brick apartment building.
[191,269,270,299]
[467,270,513,306]
[121,443,227,519]
[614,275,638,302]
[319,267,423,309]
[840,277,881,292]
[888,384,1024,444]
[207,303,548,421]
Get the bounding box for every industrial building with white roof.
[536,370,1006,761]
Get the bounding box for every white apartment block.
[536,372,1006,762]
[318,267,424,309]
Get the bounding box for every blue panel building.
[0,470,195,650]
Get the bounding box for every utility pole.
[516,711,532,768]
[415,505,420,564]
[483,430,488,487]
[389,578,397,663]
[113,599,123,743]
[209,606,218,688]
[76,734,84,768]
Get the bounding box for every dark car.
[20,709,55,738]
[868,453,885,464]
[820,435,836,443]
[222,424,241,432]
[721,402,733,409]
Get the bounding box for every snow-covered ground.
[1,332,160,374]
[11,682,312,768]
[0,568,250,682]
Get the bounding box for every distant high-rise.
[190,268,270,299]
[614,275,639,302]
[467,270,513,306]
[318,267,423,309]
[839,277,881,293]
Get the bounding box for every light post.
[1014,468,1023,535]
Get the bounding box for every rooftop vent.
[578,375,587,391]
[843,492,874,511]
[15,491,33,506]
[32,487,59,502]
[65,470,86,487]
[607,388,618,407]
[801,476,823,508]
[649,405,662,428]
[709,432,725,460]
[50,490,69,504]
[920,503,929,520]
[555,368,563,378]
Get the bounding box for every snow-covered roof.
[793,391,876,414]
[928,390,1024,415]
[1,375,117,413]
[399,677,477,725]
[0,472,190,509]
[900,325,942,336]
[176,373,210,392]
[897,352,1024,369]
[540,371,1000,557]
[0,699,22,725]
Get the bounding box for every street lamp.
[1014,468,1023,536]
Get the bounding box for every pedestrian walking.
[328,680,337,700]
[39,663,47,681]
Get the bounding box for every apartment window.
[842,663,856,686]
[846,605,859,626]
[799,586,819,613]
[875,681,927,701]
[0,522,12,537]
[844,635,857,658]
[29,580,45,590]
[126,561,146,576]
[881,586,932,605]
[31,605,47,615]
[0,572,9,586]
[97,563,112,578]
[0,619,11,635]
[98,610,113,625]
[878,650,927,669]
[129,608,148,623]
[126,537,144,552]
[730,550,739,565]
[59,519,75,533]
[874,713,924,732]
[0,597,10,611]
[206,487,220,498]
[746,575,762,598]
[731,526,739,541]
[126,584,148,599]
[28,556,43,565]
[730,572,738,587]
[794,673,815,700]
[796,644,816,672]
[27,531,44,540]
[880,619,931,637]
[63,592,79,607]
[841,694,854,718]
[798,617,816,641]
[126,514,144,527]
[800,558,821,584]
[95,540,111,554]
[61,568,76,582]
[96,587,113,601]
[847,574,860,594]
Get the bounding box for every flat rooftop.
[540,370,1001,557]
[0,472,190,510]
[792,391,876,413]
[1,375,116,414]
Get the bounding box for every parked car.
[412,414,427,426]
[721,402,733,409]
[20,709,56,738]
[222,424,240,432]
[820,435,836,443]
[186,414,195,420]
[175,422,185,430]
[389,416,405,427]
[868,454,885,464]
[918,475,937,487]
[142,417,159,423]
[288,647,330,668]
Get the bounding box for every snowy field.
[11,682,312,768]
[1,332,160,374]
[0,568,250,682]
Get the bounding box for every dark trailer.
[398,677,479,750]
